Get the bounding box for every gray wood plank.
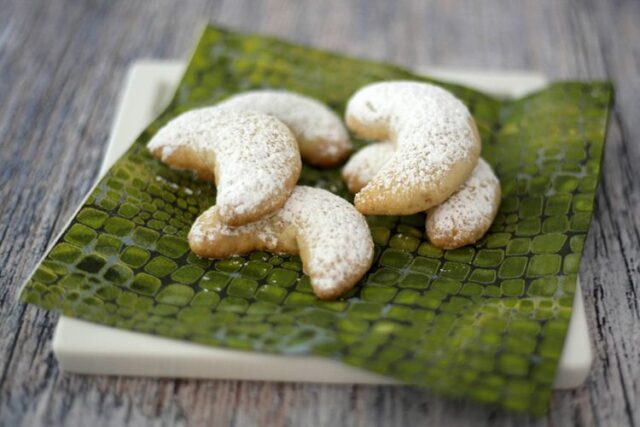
[1,0,638,425]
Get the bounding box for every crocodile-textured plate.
[52,60,592,389]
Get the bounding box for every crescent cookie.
[426,158,501,249]
[147,109,301,227]
[342,143,500,249]
[189,186,374,300]
[216,90,352,167]
[341,141,394,194]
[345,81,481,215]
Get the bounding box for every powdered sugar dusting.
[342,141,394,192]
[346,81,480,199]
[342,142,500,248]
[147,108,300,223]
[188,208,282,248]
[189,186,374,297]
[427,158,501,246]
[217,90,351,162]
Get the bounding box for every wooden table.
[1,0,638,425]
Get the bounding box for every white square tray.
[53,60,592,389]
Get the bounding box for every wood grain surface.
[1,0,638,425]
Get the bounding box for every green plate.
[20,25,612,415]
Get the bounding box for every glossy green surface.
[20,26,612,415]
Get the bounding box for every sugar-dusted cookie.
[426,158,501,249]
[216,90,352,167]
[341,141,394,194]
[345,81,481,215]
[189,186,374,300]
[342,142,500,249]
[147,109,301,226]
